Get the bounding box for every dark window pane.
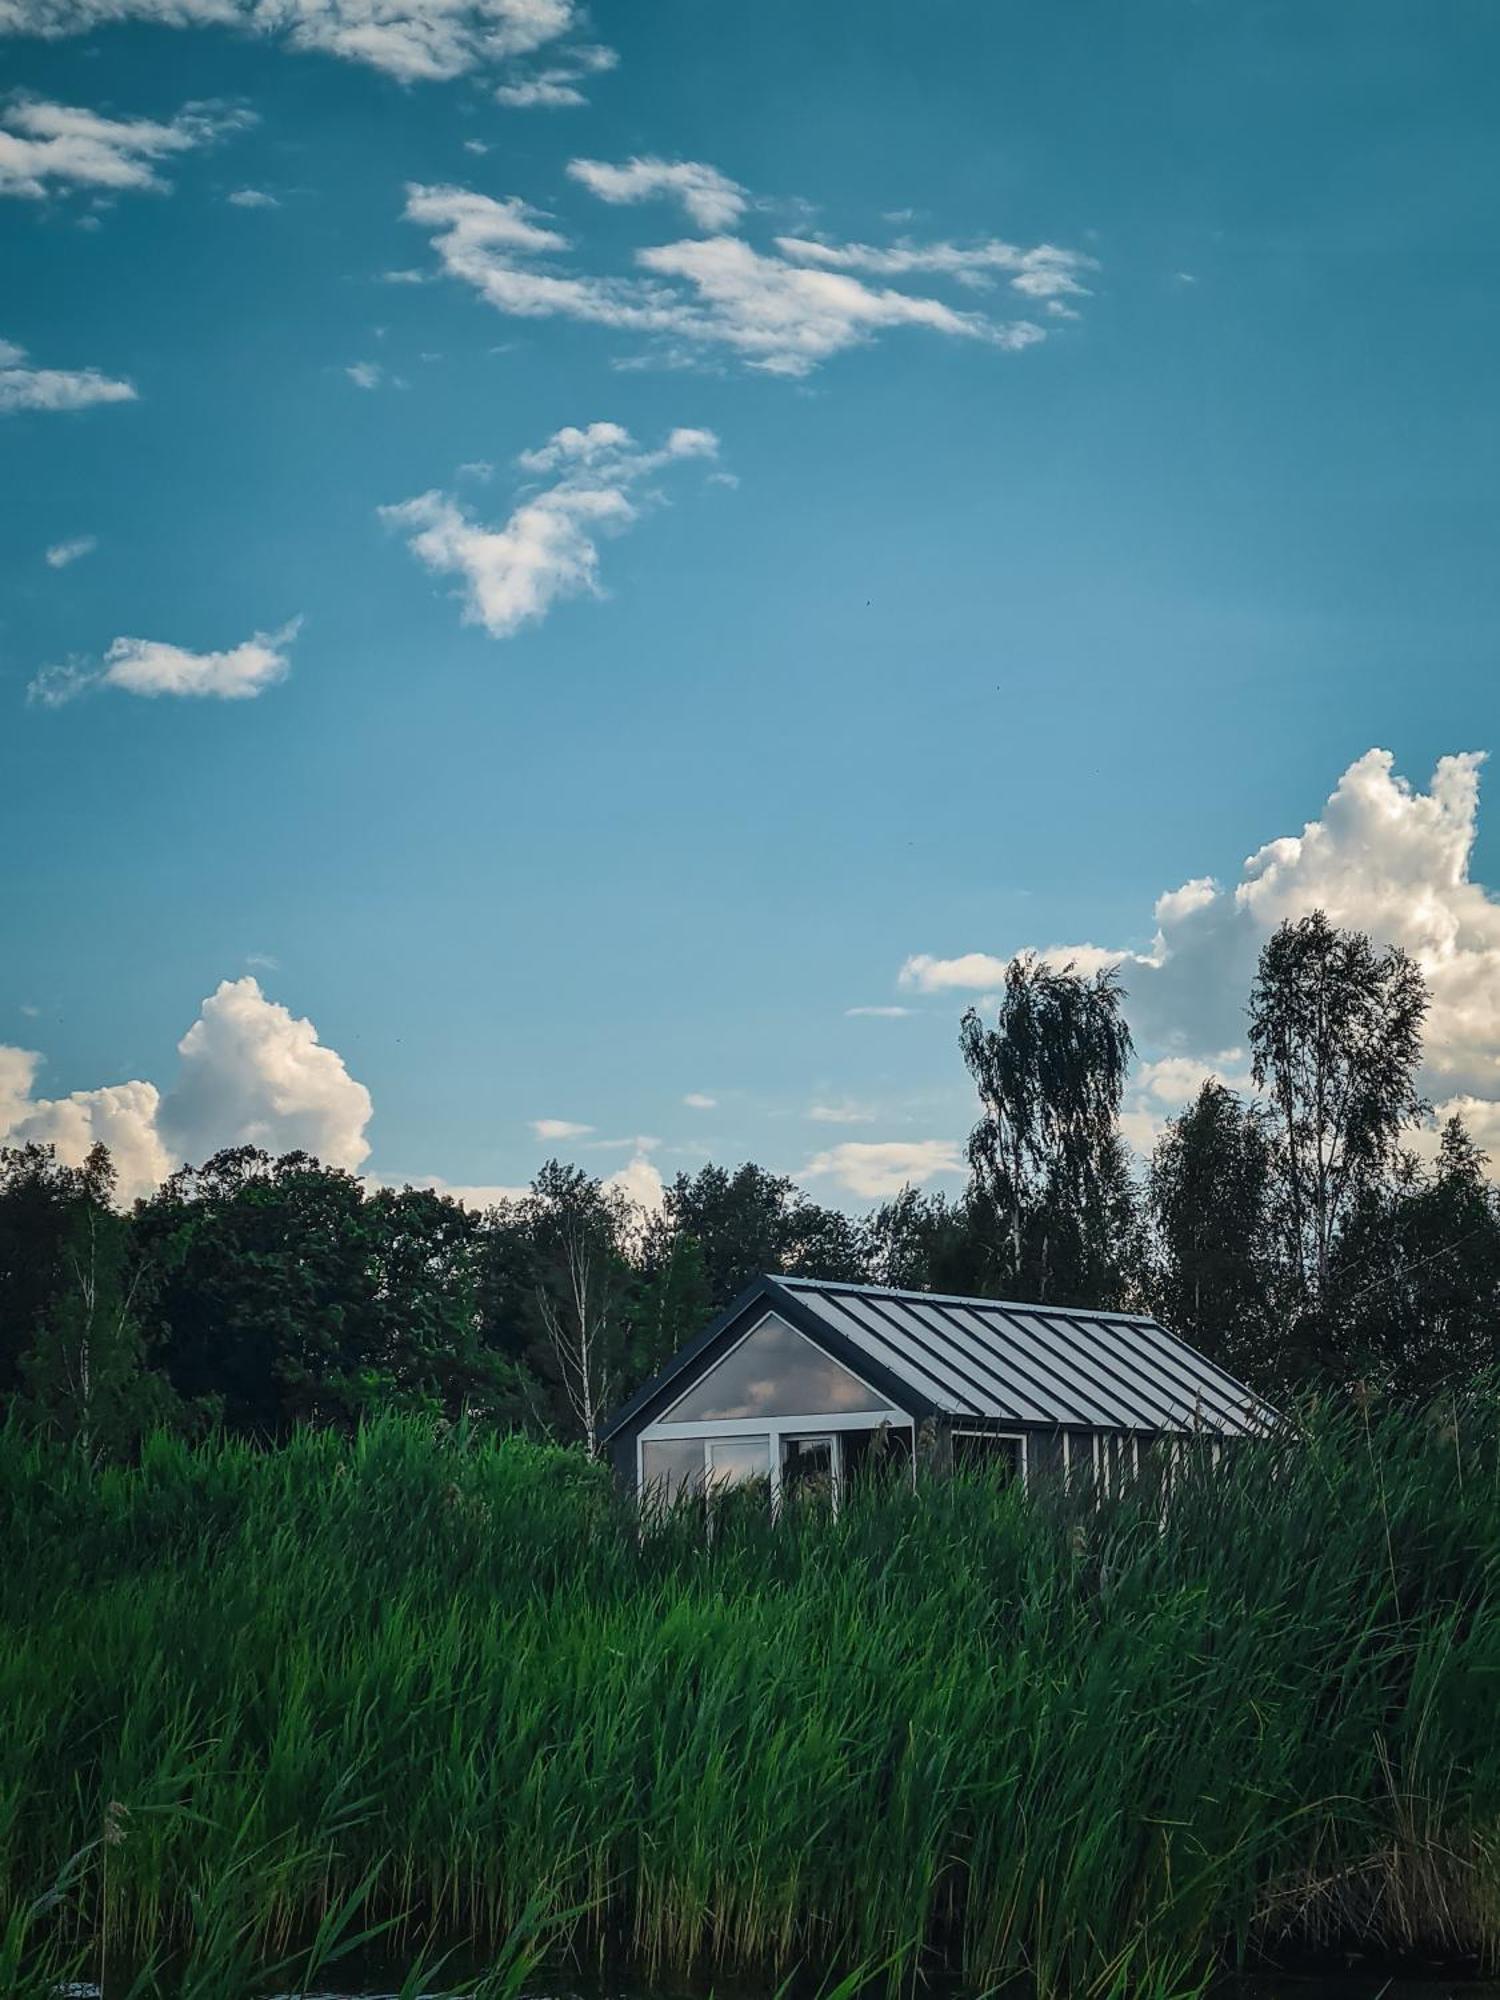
[665,1314,888,1421]
[782,1433,836,1501]
[953,1431,1023,1481]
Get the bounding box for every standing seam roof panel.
[846,1294,1053,1423]
[797,1294,973,1413]
[1019,1313,1185,1430]
[936,1303,1132,1427]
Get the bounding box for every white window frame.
[951,1427,1029,1491]
[637,1408,913,1512]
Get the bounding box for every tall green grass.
[2,1400,1499,1996]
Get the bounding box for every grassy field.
[2,1401,1499,1998]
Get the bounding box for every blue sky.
[5,0,1500,1207]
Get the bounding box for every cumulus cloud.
[605,1148,664,1213]
[682,1092,716,1109]
[381,420,719,639]
[900,749,1500,1164]
[402,181,1058,377]
[44,533,96,566]
[530,1117,592,1140]
[0,336,136,413]
[227,185,277,207]
[160,976,372,1169]
[0,94,250,199]
[345,360,382,388]
[801,1138,964,1200]
[567,154,748,231]
[28,618,300,705]
[0,0,602,86]
[0,976,373,1201]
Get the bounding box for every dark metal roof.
[599,1274,1278,1444]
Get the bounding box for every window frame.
[636,1312,911,1514]
[951,1427,1029,1490]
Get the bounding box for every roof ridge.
[769,1273,1163,1325]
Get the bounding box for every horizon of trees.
[6,908,1500,1457]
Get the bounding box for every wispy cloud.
[382,420,720,639]
[845,1004,914,1018]
[345,361,382,389]
[29,618,301,705]
[531,1116,593,1140]
[776,234,1096,315]
[227,185,278,208]
[0,95,251,200]
[682,1091,716,1109]
[0,338,136,413]
[567,154,748,230]
[44,533,96,567]
[807,1099,877,1125]
[0,0,604,86]
[495,38,616,106]
[403,179,1066,377]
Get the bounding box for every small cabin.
[599,1274,1276,1507]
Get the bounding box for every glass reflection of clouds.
[664,1315,887,1422]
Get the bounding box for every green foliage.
[960,954,1137,1304]
[4,1407,1500,1995]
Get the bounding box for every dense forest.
[7,909,1500,1456]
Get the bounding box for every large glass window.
[781,1434,836,1503]
[664,1314,888,1422]
[640,1436,707,1506]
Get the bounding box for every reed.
[2,1397,1498,1997]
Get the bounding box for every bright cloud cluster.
[0,337,135,413]
[28,618,301,704]
[900,749,1500,1161]
[403,164,1081,376]
[382,421,719,639]
[0,0,606,85]
[0,977,373,1202]
[0,95,250,199]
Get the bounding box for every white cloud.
[682,1091,716,1109]
[0,336,136,413]
[567,154,748,231]
[345,360,382,388]
[531,1117,592,1140]
[227,185,277,207]
[29,618,300,704]
[776,234,1095,305]
[807,1099,877,1125]
[901,749,1500,1166]
[382,420,719,639]
[0,1045,171,1201]
[0,976,372,1200]
[388,1172,530,1209]
[845,1004,914,1018]
[899,951,1010,993]
[605,1148,664,1214]
[495,35,613,104]
[160,977,372,1169]
[44,533,96,566]
[0,0,597,85]
[0,95,250,200]
[801,1138,964,1200]
[403,182,1054,378]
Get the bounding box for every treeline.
[6,909,1500,1454]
